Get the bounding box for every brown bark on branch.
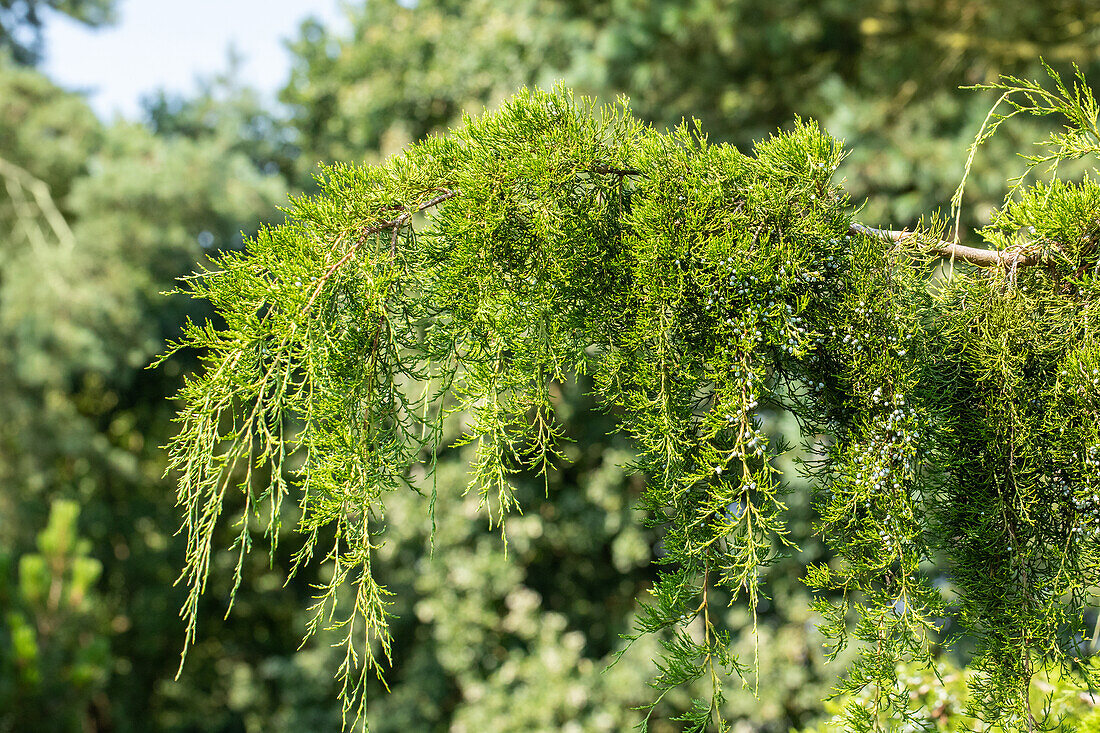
[303,188,460,314]
[849,222,1039,268]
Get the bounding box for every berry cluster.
[1071,447,1100,541]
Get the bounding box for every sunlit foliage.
[168,70,1100,731]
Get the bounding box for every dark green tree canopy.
[166,73,1100,731]
[0,0,115,66]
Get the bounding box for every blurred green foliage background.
[2,2,1100,731]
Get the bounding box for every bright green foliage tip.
[161,78,1100,731]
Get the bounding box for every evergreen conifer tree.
[164,67,1100,731]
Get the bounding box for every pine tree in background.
[0,500,111,730]
[0,55,298,732]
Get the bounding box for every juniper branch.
[163,82,1100,733]
[849,222,1041,267]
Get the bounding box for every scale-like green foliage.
[164,74,1100,731]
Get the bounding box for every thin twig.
[850,222,1040,268]
[591,166,643,176]
[304,188,459,313]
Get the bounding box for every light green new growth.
[161,74,1100,732]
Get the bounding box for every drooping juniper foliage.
[161,68,1100,731]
